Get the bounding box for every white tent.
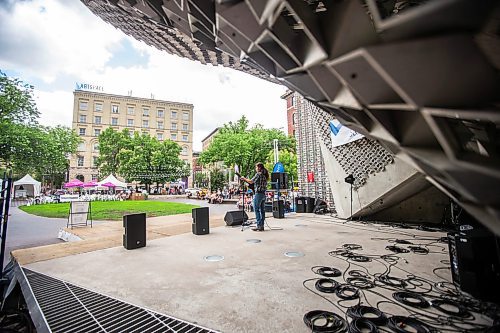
[14,174,41,197]
[97,174,128,188]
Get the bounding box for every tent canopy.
[14,174,41,197]
[97,174,127,188]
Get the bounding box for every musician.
[240,162,269,231]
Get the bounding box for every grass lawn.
[19,201,199,220]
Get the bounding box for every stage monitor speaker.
[448,224,500,303]
[224,210,248,226]
[273,200,284,218]
[192,207,209,235]
[271,172,288,189]
[305,197,316,213]
[123,213,146,250]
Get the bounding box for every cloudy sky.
[0,0,287,151]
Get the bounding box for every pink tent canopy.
[83,181,98,187]
[64,179,83,188]
[101,182,116,188]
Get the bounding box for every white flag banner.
[234,164,240,182]
[329,120,364,148]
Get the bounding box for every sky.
[0,0,287,151]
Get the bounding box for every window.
[91,174,98,181]
[171,133,177,140]
[93,143,99,151]
[127,119,134,126]
[79,101,88,110]
[111,117,118,126]
[182,123,188,131]
[127,106,134,115]
[94,116,101,124]
[93,156,98,167]
[94,103,102,112]
[94,129,101,137]
[157,121,164,129]
[111,105,119,113]
[182,112,189,120]
[157,109,164,118]
[143,108,149,116]
[77,142,85,151]
[171,123,177,130]
[292,113,297,125]
[142,120,149,128]
[171,111,177,119]
[182,134,188,141]
[79,128,86,136]
[181,146,188,155]
[79,114,87,123]
[157,133,163,140]
[77,156,84,167]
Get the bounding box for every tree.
[209,168,225,192]
[0,71,40,169]
[199,116,295,177]
[117,132,188,191]
[96,128,132,177]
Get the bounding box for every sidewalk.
[12,212,226,266]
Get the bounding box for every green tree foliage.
[199,116,294,177]
[194,172,209,188]
[209,168,225,192]
[0,71,40,168]
[97,128,189,189]
[0,72,79,185]
[96,128,132,176]
[265,149,298,181]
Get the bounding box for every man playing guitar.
[237,162,269,231]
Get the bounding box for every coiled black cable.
[386,245,410,253]
[348,270,369,278]
[346,277,375,289]
[387,316,433,333]
[431,299,471,318]
[316,266,342,277]
[315,278,340,293]
[348,318,379,333]
[377,275,407,288]
[395,239,413,244]
[303,310,348,333]
[347,305,388,325]
[408,246,429,255]
[349,255,372,263]
[343,244,362,250]
[335,284,359,300]
[393,291,430,308]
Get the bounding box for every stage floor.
[23,214,495,332]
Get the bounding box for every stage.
[14,213,496,332]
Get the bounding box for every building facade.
[70,90,194,184]
[281,91,333,205]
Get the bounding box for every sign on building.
[329,120,363,148]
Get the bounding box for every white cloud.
[0,0,123,82]
[0,0,288,151]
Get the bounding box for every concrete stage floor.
[22,213,495,332]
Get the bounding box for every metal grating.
[23,268,220,333]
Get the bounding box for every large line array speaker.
[271,172,288,190]
[123,213,146,250]
[448,216,500,303]
[192,207,209,235]
[224,210,248,226]
[273,200,284,219]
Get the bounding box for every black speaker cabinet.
[273,200,285,218]
[192,207,209,235]
[448,224,500,303]
[295,197,305,213]
[224,210,248,226]
[271,172,288,190]
[123,213,146,250]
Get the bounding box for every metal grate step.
[22,268,220,333]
